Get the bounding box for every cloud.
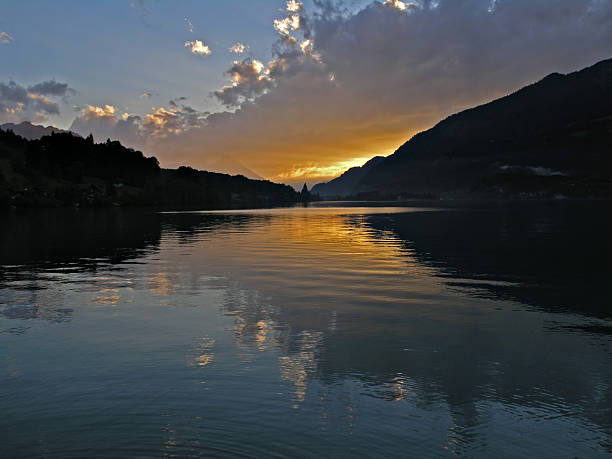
[69,0,612,183]
[213,58,273,107]
[228,42,248,54]
[0,79,75,123]
[27,80,76,98]
[185,17,195,33]
[0,32,13,44]
[144,100,209,137]
[299,39,314,54]
[274,14,302,37]
[382,0,417,11]
[185,39,212,57]
[69,99,209,148]
[287,0,304,13]
[69,105,144,146]
[81,104,117,119]
[212,0,318,109]
[193,0,612,181]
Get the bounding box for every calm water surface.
[1,202,611,457]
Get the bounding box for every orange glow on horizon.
[273,156,377,182]
[152,104,431,184]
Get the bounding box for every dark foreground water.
[1,202,611,458]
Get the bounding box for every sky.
[1,0,612,187]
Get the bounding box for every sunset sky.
[2,0,612,187]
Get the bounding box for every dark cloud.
[201,0,612,179]
[0,81,28,105]
[213,58,274,107]
[0,79,75,123]
[71,0,612,181]
[27,80,76,97]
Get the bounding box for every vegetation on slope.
[355,58,612,199]
[0,129,298,208]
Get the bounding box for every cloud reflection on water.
[1,203,611,455]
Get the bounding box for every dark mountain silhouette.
[311,156,385,198]
[0,121,78,140]
[161,166,298,209]
[0,129,298,208]
[205,157,265,180]
[352,57,612,199]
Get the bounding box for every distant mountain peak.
[0,121,78,140]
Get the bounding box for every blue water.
[1,202,611,457]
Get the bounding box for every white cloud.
[274,15,301,36]
[229,42,248,54]
[299,39,313,54]
[286,0,304,13]
[81,104,116,119]
[382,0,418,11]
[185,40,211,57]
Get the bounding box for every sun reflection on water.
[3,205,611,457]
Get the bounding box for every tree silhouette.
[0,129,299,208]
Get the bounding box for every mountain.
[2,122,265,180]
[205,157,265,180]
[0,121,77,140]
[0,129,298,208]
[311,156,385,198]
[355,57,612,199]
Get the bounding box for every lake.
[1,202,611,458]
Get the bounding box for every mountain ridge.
[0,128,298,208]
[0,121,78,140]
[336,57,612,199]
